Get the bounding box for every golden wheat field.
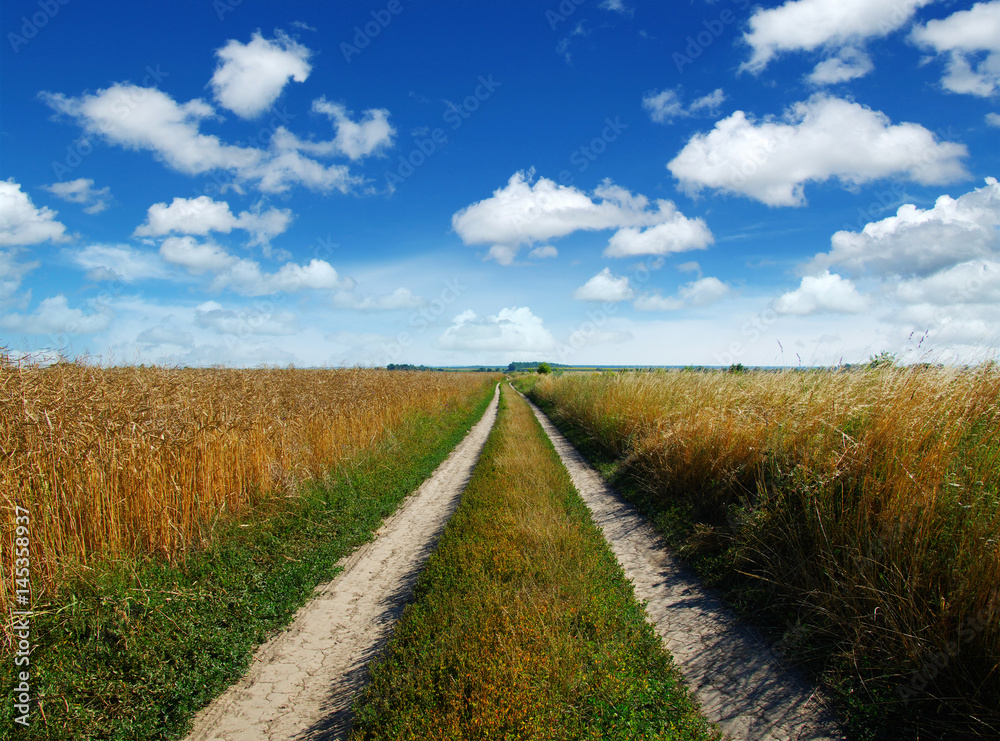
[0,360,489,614]
[528,366,1000,728]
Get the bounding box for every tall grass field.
[521,366,999,740]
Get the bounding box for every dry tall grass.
[0,359,490,614]
[530,366,1000,734]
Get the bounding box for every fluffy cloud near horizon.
[668,95,969,206]
[743,0,934,79]
[210,31,312,118]
[776,271,872,315]
[439,307,556,352]
[573,268,635,302]
[634,276,730,311]
[452,171,713,264]
[911,1,1000,97]
[0,295,112,335]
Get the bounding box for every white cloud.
[43,178,111,214]
[987,113,1000,127]
[743,0,934,74]
[312,99,395,160]
[601,0,631,15]
[0,179,68,246]
[42,85,363,194]
[895,259,1000,306]
[775,270,872,315]
[210,31,312,119]
[212,257,350,296]
[669,95,969,206]
[452,171,712,263]
[807,47,874,85]
[634,276,730,311]
[810,177,1000,278]
[643,88,725,123]
[0,295,112,334]
[332,287,424,310]
[604,212,714,257]
[134,196,292,245]
[529,245,558,259]
[160,236,237,275]
[195,300,300,336]
[71,244,168,282]
[439,307,556,352]
[911,1,1000,97]
[573,268,635,302]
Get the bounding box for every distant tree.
[537,362,552,375]
[867,351,897,370]
[727,363,748,374]
[507,362,517,372]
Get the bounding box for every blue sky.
[2,0,999,367]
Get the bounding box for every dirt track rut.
[521,387,845,741]
[185,384,500,741]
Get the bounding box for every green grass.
[350,385,719,741]
[0,379,497,740]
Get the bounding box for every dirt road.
[185,384,500,741]
[521,388,844,741]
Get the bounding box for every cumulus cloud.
[988,113,1000,127]
[195,300,300,335]
[0,179,68,246]
[452,171,713,263]
[43,178,111,214]
[775,270,872,315]
[643,88,725,123]
[0,295,112,334]
[160,236,237,274]
[743,0,934,77]
[212,257,350,296]
[312,99,395,160]
[573,268,635,302]
[809,177,1000,278]
[210,31,312,118]
[911,1,1000,97]
[41,85,365,194]
[0,250,38,307]
[134,196,292,245]
[439,307,556,352]
[668,95,969,206]
[807,47,874,85]
[633,276,730,310]
[604,214,714,257]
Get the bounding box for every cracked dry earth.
[184,384,500,741]
[187,381,844,740]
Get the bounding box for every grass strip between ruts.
[0,378,498,741]
[350,384,719,741]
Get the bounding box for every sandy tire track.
[518,385,845,741]
[185,383,500,741]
